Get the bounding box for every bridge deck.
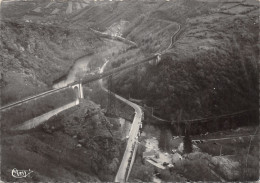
[1,55,157,111]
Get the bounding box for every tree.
[130,164,154,182]
[183,128,192,154]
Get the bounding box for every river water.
[53,55,92,88]
[51,33,177,182]
[52,39,128,89]
[51,34,175,152]
[52,38,131,139]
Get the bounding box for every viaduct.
[0,55,159,130]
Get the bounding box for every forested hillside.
[1,99,125,182]
[0,0,259,182]
[0,21,102,105]
[111,0,259,121]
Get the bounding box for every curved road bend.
[97,23,183,180]
[166,23,181,50]
[99,61,142,182]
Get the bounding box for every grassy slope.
[70,1,160,30]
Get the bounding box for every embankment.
[13,99,79,130]
[1,88,75,130]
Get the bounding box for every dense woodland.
[1,88,75,129]
[0,21,102,105]
[112,7,258,122]
[0,0,259,182]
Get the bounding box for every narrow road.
[1,55,156,112]
[90,28,138,47]
[2,21,179,112]
[157,22,181,54]
[97,23,183,181]
[165,23,181,51]
[99,60,142,182]
[193,134,257,142]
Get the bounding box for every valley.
[0,0,259,182]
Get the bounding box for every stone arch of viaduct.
[70,83,84,100]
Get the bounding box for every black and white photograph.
[0,0,259,182]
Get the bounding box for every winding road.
[165,23,181,51]
[99,60,142,182]
[1,19,184,181]
[97,21,183,182]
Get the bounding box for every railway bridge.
[0,83,84,112]
[1,55,159,131]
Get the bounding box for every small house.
[143,150,159,159]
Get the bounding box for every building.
[143,150,159,159]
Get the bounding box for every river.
[53,55,92,88]
[47,26,180,182]
[52,39,128,89]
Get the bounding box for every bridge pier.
[149,53,161,65]
[79,83,84,99]
[71,83,84,99]
[156,53,161,64]
[12,84,83,131]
